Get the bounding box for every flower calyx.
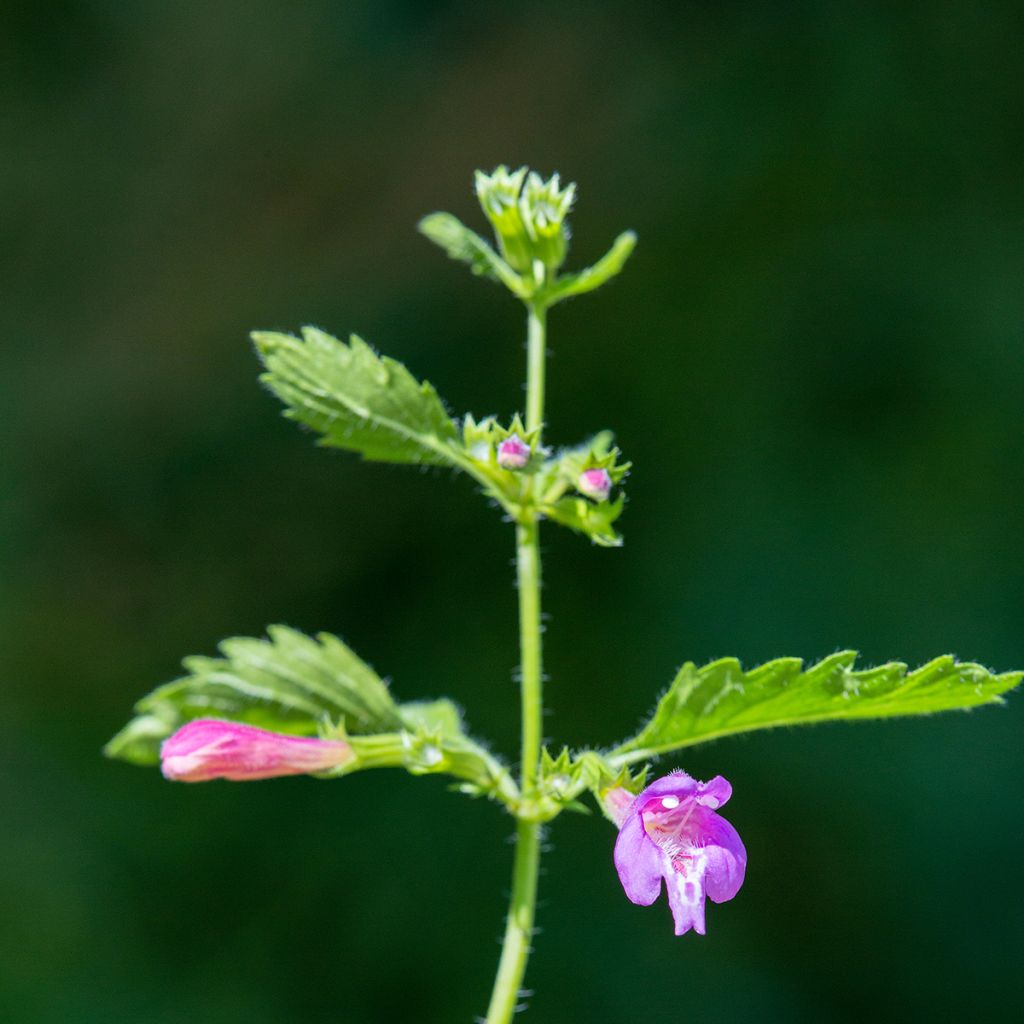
[533,432,631,546]
[460,414,548,514]
[514,749,647,823]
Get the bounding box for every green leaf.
[105,626,402,766]
[611,652,1022,765]
[253,327,460,465]
[398,697,465,737]
[417,212,527,295]
[539,231,637,307]
[103,708,180,766]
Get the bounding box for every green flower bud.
[475,165,575,273]
[519,171,575,271]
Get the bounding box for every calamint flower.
[161,719,354,782]
[607,771,746,935]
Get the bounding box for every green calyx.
[515,747,649,822]
[463,413,544,468]
[474,165,574,273]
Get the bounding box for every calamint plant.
[106,166,1021,1022]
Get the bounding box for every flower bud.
[520,171,575,271]
[601,786,636,828]
[161,719,354,782]
[578,467,612,501]
[497,434,531,470]
[475,165,532,271]
[475,165,575,273]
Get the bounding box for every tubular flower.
[161,719,354,782]
[608,771,746,935]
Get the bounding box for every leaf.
[103,708,180,766]
[398,697,465,737]
[105,626,402,766]
[611,652,1022,764]
[253,328,460,465]
[540,231,637,306]
[417,213,527,295]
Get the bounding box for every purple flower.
[497,434,531,470]
[161,719,354,783]
[578,467,612,501]
[608,771,746,935]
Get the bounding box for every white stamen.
[661,795,680,809]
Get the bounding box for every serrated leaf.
[254,327,460,465]
[105,626,402,766]
[611,652,1023,764]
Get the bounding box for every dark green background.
[3,2,1022,1021]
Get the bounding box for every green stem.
[484,305,548,1024]
[525,302,547,437]
[515,518,544,792]
[483,818,541,1024]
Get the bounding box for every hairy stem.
[515,518,544,792]
[484,304,548,1024]
[525,302,547,438]
[483,817,541,1023]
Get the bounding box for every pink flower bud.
[578,467,612,501]
[601,786,636,828]
[497,434,531,470]
[161,719,354,783]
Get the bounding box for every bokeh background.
[3,2,1023,1021]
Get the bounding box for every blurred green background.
[3,2,1023,1021]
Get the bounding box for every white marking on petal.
[661,795,680,809]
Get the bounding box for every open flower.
[608,771,746,935]
[161,719,354,782]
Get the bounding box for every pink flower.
[608,771,746,935]
[497,434,531,470]
[578,467,612,501]
[161,719,354,782]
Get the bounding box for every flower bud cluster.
[475,165,576,273]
